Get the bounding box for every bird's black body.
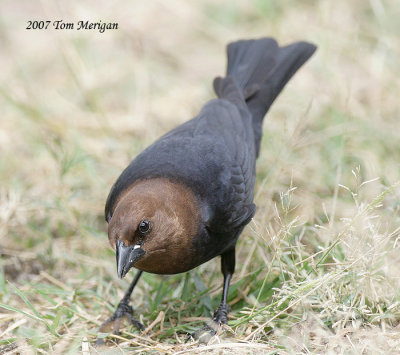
[99,37,316,342]
[106,97,256,229]
[105,97,256,267]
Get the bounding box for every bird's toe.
[96,301,144,345]
[186,302,230,344]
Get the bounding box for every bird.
[98,37,316,342]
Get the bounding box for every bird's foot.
[95,301,144,345]
[187,302,230,344]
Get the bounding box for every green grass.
[1,0,400,353]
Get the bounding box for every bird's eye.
[138,219,151,234]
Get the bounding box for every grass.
[1,0,400,353]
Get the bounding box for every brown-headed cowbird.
[98,37,316,341]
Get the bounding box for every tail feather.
[264,41,317,101]
[216,37,316,156]
[227,38,279,94]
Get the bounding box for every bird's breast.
[133,247,204,274]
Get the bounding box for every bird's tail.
[214,38,316,156]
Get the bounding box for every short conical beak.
[116,239,145,278]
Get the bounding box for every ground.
[1,0,400,354]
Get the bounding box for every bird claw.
[186,303,230,344]
[212,302,231,324]
[95,301,144,345]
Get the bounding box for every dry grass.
[1,0,400,354]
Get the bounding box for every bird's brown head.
[108,178,200,277]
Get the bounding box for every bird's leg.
[189,248,235,343]
[212,247,235,325]
[96,270,144,344]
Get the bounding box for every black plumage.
[99,37,316,341]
